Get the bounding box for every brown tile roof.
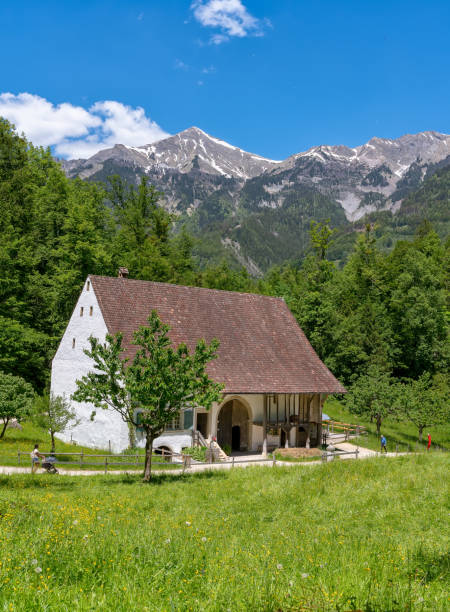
[90,276,346,395]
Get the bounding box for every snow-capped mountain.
[62,128,450,221]
[61,128,450,274]
[63,126,280,181]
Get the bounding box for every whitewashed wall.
[50,278,129,452]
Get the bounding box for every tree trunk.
[376,414,381,436]
[418,426,423,443]
[143,431,153,482]
[51,431,55,453]
[0,418,9,439]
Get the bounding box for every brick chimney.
[118,267,129,279]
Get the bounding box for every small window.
[165,413,181,431]
[86,281,90,291]
[183,408,194,430]
[89,306,93,316]
[80,307,84,317]
[72,338,76,349]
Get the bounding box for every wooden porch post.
[305,395,312,449]
[262,395,268,458]
[317,394,324,447]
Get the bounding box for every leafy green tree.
[0,119,115,389]
[327,226,397,384]
[345,366,399,435]
[309,219,336,261]
[385,228,449,378]
[200,260,257,293]
[32,393,80,452]
[396,373,449,442]
[288,222,338,365]
[0,371,34,439]
[73,311,223,481]
[0,317,50,390]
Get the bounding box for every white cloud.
[210,33,229,45]
[174,58,190,70]
[201,65,216,74]
[191,0,264,42]
[0,93,169,159]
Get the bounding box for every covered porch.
[195,392,327,456]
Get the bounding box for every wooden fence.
[16,449,192,473]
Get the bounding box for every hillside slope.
[61,129,450,272]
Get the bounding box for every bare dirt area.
[276,447,322,459]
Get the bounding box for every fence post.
[136,452,139,466]
[80,452,83,468]
[18,451,20,466]
[356,447,359,460]
[396,443,398,455]
[104,457,108,474]
[272,452,276,467]
[232,456,235,468]
[182,456,186,474]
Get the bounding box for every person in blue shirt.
[380,435,387,453]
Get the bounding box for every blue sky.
[0,0,449,159]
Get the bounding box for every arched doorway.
[232,426,241,451]
[217,399,250,452]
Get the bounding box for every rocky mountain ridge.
[61,128,450,273]
[62,128,450,220]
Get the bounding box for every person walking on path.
[380,435,387,453]
[30,444,44,473]
[427,433,431,451]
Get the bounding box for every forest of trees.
[1,118,448,419]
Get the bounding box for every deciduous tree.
[0,371,34,439]
[33,393,80,452]
[73,311,223,481]
[396,373,449,442]
[344,365,398,435]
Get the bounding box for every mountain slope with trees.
[0,119,448,420]
[61,128,450,272]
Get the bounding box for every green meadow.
[1,455,449,611]
[324,398,450,453]
[0,422,178,471]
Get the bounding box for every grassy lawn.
[1,455,449,611]
[324,398,450,453]
[0,422,180,472]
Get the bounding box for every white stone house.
[51,272,345,455]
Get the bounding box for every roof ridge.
[88,274,285,302]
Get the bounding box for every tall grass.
[0,455,448,611]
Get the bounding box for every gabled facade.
[51,274,345,455]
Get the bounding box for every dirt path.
[334,442,412,458]
[0,458,298,477]
[0,445,416,477]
